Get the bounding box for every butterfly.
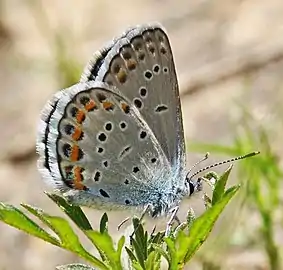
[36,22,258,220]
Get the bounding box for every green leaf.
[85,230,123,270]
[56,263,97,270]
[212,165,233,205]
[176,185,240,264]
[125,246,138,263]
[117,236,126,259]
[0,203,59,246]
[145,250,161,270]
[130,261,144,270]
[131,217,149,269]
[21,204,107,269]
[46,193,92,230]
[99,213,108,233]
[131,238,146,269]
[152,244,170,265]
[164,237,178,270]
[149,231,165,246]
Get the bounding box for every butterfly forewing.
[81,23,186,174]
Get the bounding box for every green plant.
[0,166,245,270]
[190,111,282,270]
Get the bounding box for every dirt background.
[0,0,283,269]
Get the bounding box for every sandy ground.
[1,1,283,269]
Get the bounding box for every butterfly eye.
[188,180,195,196]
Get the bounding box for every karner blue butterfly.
[36,22,258,220]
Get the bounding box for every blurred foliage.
[0,167,243,270]
[25,0,82,88]
[190,108,283,270]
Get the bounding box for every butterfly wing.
[37,81,173,212]
[81,23,186,178]
[81,25,139,82]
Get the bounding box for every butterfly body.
[37,23,196,218]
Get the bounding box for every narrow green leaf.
[99,213,108,233]
[164,237,178,270]
[145,251,161,270]
[46,193,92,230]
[130,261,144,270]
[152,244,170,264]
[212,165,233,205]
[125,246,138,263]
[131,217,148,269]
[131,238,146,269]
[177,185,240,264]
[117,236,126,259]
[0,203,59,246]
[149,231,165,245]
[22,204,107,269]
[85,230,123,270]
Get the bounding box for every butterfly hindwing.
[37,81,173,210]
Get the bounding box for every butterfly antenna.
[186,152,210,176]
[187,151,260,180]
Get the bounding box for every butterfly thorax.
[148,190,185,217]
[146,176,189,217]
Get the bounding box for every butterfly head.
[184,151,260,197]
[187,177,203,196]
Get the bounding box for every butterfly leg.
[118,205,151,235]
[130,204,151,238]
[117,217,131,231]
[165,206,180,236]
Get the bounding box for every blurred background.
[0,0,283,269]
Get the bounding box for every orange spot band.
[76,110,85,124]
[121,102,130,113]
[85,100,97,111]
[72,127,82,141]
[117,70,127,83]
[103,101,114,110]
[71,145,80,161]
[73,166,85,190]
